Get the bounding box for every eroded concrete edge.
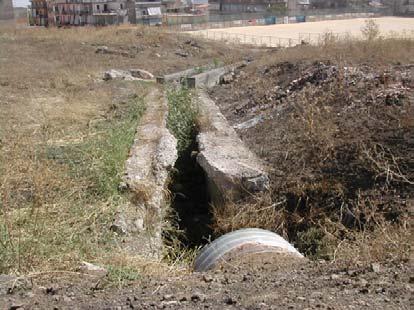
[156,62,245,88]
[196,89,269,202]
[185,61,247,89]
[193,75,303,265]
[112,88,177,259]
[156,67,198,84]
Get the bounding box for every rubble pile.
[213,61,413,125]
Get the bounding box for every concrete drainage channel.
[112,88,178,258]
[115,64,303,270]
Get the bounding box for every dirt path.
[1,253,412,309]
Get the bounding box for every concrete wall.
[114,89,178,257]
[0,0,14,20]
[196,90,269,202]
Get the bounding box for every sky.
[13,0,29,8]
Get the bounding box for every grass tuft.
[166,87,198,154]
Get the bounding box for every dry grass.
[212,190,411,264]
[0,24,245,138]
[210,34,413,265]
[0,86,147,274]
[0,18,252,275]
[211,194,283,236]
[0,24,244,277]
[258,34,414,66]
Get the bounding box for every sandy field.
[193,17,414,46]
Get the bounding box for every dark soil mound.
[210,57,413,259]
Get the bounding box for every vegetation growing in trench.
[164,87,212,265]
[166,87,198,154]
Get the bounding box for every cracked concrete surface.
[196,89,269,202]
[112,88,177,258]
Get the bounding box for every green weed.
[166,87,198,154]
[0,95,145,274]
[106,265,140,288]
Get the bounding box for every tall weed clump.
[166,87,198,154]
[361,19,380,41]
[164,87,203,268]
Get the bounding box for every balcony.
[54,10,92,15]
[136,2,162,6]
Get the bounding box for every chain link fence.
[164,7,392,31]
[191,28,414,48]
[192,30,300,47]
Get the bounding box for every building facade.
[133,0,163,25]
[30,0,48,25]
[29,0,130,26]
[395,0,414,15]
[0,0,14,20]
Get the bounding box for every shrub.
[361,19,380,41]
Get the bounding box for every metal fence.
[166,10,389,32]
[208,6,392,22]
[164,6,392,31]
[191,29,414,48]
[192,30,300,47]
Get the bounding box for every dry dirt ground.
[0,24,246,138]
[0,23,413,310]
[1,253,413,309]
[193,17,414,46]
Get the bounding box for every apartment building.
[30,0,48,25]
[30,0,129,26]
[132,0,163,25]
[0,0,14,20]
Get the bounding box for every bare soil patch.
[1,252,412,309]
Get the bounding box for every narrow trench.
[167,131,213,248]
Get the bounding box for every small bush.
[106,265,140,288]
[361,19,380,41]
[296,227,333,259]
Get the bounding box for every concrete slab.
[156,67,202,84]
[196,90,269,202]
[112,88,177,258]
[185,62,247,89]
